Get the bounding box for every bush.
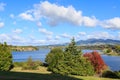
[45,47,64,72]
[83,51,108,74]
[102,70,119,78]
[22,57,42,70]
[0,42,13,71]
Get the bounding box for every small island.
[11,46,38,51]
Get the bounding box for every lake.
[12,49,120,71]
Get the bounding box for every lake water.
[12,49,120,71]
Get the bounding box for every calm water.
[12,49,120,71]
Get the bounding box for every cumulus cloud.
[18,1,120,30]
[39,28,53,35]
[101,17,120,29]
[19,12,34,21]
[83,16,98,27]
[0,22,4,28]
[19,1,99,27]
[34,1,83,26]
[0,3,6,11]
[12,29,23,34]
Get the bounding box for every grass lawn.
[0,66,119,80]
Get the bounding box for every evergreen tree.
[0,42,13,71]
[63,38,94,76]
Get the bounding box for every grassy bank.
[0,66,119,80]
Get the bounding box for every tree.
[45,47,64,73]
[63,38,94,76]
[83,51,108,74]
[0,42,13,71]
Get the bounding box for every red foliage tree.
[83,51,107,74]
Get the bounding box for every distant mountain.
[47,39,120,47]
[76,39,120,45]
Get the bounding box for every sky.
[0,0,120,45]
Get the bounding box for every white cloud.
[55,36,61,40]
[12,29,23,34]
[46,35,53,40]
[87,32,114,39]
[33,1,83,26]
[19,1,99,27]
[32,39,46,44]
[0,34,11,41]
[61,33,72,39]
[10,14,15,18]
[0,22,4,28]
[101,17,120,29]
[0,3,6,11]
[83,16,98,27]
[11,35,24,41]
[39,28,53,35]
[0,33,27,45]
[19,12,34,21]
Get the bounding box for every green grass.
[0,71,119,80]
[0,66,119,80]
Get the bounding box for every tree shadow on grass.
[0,71,83,80]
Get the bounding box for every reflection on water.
[12,49,120,71]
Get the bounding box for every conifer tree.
[0,42,13,71]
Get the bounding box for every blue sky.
[0,0,120,45]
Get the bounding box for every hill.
[76,39,120,45]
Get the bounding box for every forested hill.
[48,39,120,47]
[76,39,120,45]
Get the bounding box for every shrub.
[45,47,64,72]
[22,57,42,70]
[0,42,13,71]
[102,70,119,78]
[83,51,108,74]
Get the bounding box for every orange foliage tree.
[83,51,107,74]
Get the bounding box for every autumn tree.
[83,51,107,74]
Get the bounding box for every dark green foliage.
[22,57,42,70]
[102,70,120,78]
[46,38,95,76]
[0,42,13,71]
[45,47,64,72]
